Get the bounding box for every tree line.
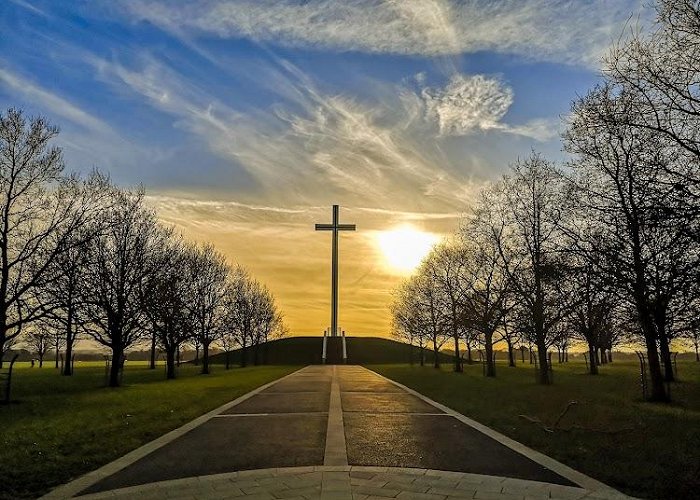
[0,108,284,387]
[392,0,700,401]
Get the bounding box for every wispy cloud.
[121,0,645,67]
[421,74,513,135]
[89,55,471,208]
[0,66,112,134]
[418,73,560,141]
[87,52,561,209]
[0,65,162,179]
[7,0,48,17]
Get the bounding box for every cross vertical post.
[315,205,356,338]
[332,205,338,337]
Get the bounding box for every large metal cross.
[315,205,356,337]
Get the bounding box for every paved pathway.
[44,366,631,499]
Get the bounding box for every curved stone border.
[73,466,632,499]
[41,368,307,500]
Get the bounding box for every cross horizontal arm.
[315,224,357,231]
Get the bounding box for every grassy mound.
[207,336,454,366]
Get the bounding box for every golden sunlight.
[376,226,440,273]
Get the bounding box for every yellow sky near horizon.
[150,194,462,338]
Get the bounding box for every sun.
[376,226,439,273]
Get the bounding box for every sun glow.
[376,226,439,273]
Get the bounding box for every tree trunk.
[507,340,515,367]
[254,342,261,366]
[606,350,612,363]
[485,331,495,377]
[466,342,472,364]
[109,347,123,387]
[588,343,598,375]
[241,337,248,368]
[225,350,231,370]
[432,336,440,369]
[695,342,699,362]
[0,323,6,369]
[194,345,200,366]
[39,355,44,368]
[201,342,210,375]
[658,334,674,382]
[149,333,156,369]
[419,346,425,366]
[536,341,550,384]
[166,348,176,379]
[63,322,76,376]
[520,347,525,363]
[54,340,59,369]
[452,330,462,372]
[639,316,667,400]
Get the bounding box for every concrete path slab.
[77,367,330,495]
[224,392,330,414]
[82,414,327,494]
[44,365,630,499]
[341,392,443,413]
[344,413,568,484]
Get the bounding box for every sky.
[0,0,652,337]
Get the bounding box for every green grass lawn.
[369,360,700,499]
[0,362,299,500]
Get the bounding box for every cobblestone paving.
[76,466,632,500]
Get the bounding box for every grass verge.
[369,360,700,499]
[0,363,299,499]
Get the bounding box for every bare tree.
[563,230,622,374]
[24,328,50,367]
[410,265,450,368]
[498,295,521,367]
[391,279,429,366]
[80,187,162,387]
[565,81,698,398]
[680,294,700,361]
[461,200,511,377]
[184,244,229,375]
[218,302,238,371]
[50,325,66,369]
[250,282,284,365]
[485,154,571,384]
[226,266,281,367]
[423,241,468,372]
[606,0,700,217]
[0,109,103,367]
[141,233,191,379]
[38,173,110,375]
